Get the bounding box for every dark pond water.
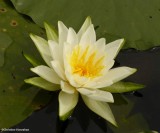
[10,48,160,133]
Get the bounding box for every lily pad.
[0,0,52,128]
[0,32,12,67]
[11,0,160,50]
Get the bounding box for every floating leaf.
[11,0,160,50]
[0,32,12,67]
[0,0,51,128]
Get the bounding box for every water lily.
[25,17,137,126]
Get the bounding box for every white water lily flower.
[25,17,137,126]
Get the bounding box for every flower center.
[69,45,105,78]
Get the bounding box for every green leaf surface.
[11,0,160,50]
[0,0,51,128]
[101,81,145,93]
[0,32,12,67]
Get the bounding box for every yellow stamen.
[69,45,105,78]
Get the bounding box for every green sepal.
[44,22,58,41]
[101,81,145,93]
[24,77,60,91]
[23,53,42,67]
[58,91,78,121]
[59,109,74,121]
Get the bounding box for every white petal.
[74,75,90,87]
[58,21,68,45]
[102,59,115,73]
[60,81,75,94]
[78,88,114,102]
[94,67,137,88]
[105,39,125,61]
[48,40,59,60]
[67,28,78,46]
[30,34,52,67]
[65,70,79,88]
[80,24,96,46]
[51,60,66,80]
[84,78,113,89]
[25,77,60,91]
[63,42,73,75]
[48,40,64,67]
[59,91,78,120]
[44,22,58,42]
[31,65,61,84]
[82,95,117,126]
[95,38,106,48]
[63,43,81,88]
[78,16,92,40]
[94,38,106,59]
[104,67,137,83]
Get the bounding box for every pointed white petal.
[82,95,117,126]
[44,22,58,42]
[84,79,113,89]
[51,60,66,80]
[25,77,60,91]
[78,88,114,102]
[104,67,137,83]
[31,65,61,84]
[103,59,115,73]
[80,24,96,46]
[78,16,92,40]
[63,43,80,88]
[105,39,125,61]
[30,34,52,67]
[58,21,68,45]
[67,28,78,46]
[95,38,106,48]
[94,38,106,61]
[59,91,78,120]
[48,40,59,60]
[63,43,72,72]
[60,81,75,94]
[48,40,64,67]
[93,67,136,89]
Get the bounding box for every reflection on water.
[12,49,160,133]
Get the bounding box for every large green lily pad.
[11,0,160,50]
[0,0,52,128]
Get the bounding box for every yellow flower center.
[69,45,105,78]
